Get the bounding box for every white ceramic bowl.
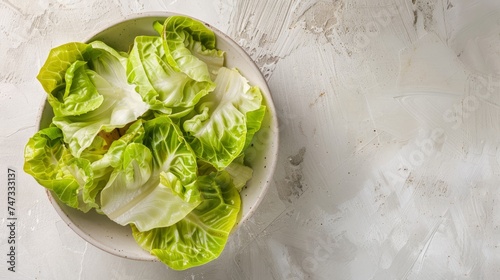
[38,12,279,261]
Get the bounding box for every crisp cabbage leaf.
[100,116,201,231]
[131,171,240,270]
[127,35,214,117]
[243,105,266,150]
[183,67,265,169]
[23,127,94,212]
[224,160,253,191]
[84,120,146,209]
[143,116,200,203]
[36,42,104,117]
[52,42,149,157]
[159,16,224,80]
[99,142,199,232]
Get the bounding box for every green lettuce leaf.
[131,171,241,270]
[224,161,253,192]
[23,127,93,212]
[183,67,264,169]
[160,16,224,80]
[99,116,201,231]
[143,116,200,203]
[52,42,149,157]
[99,142,199,232]
[36,42,104,118]
[84,120,146,209]
[243,105,266,150]
[127,35,214,117]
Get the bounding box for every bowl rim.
[37,11,279,262]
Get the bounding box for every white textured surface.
[1,0,500,279]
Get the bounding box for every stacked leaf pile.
[24,16,266,270]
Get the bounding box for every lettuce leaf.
[52,41,149,157]
[36,42,104,117]
[99,141,199,232]
[160,16,224,80]
[100,116,201,231]
[127,35,214,117]
[23,127,94,212]
[131,171,240,270]
[224,160,253,191]
[144,116,200,203]
[84,120,146,209]
[183,67,265,169]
